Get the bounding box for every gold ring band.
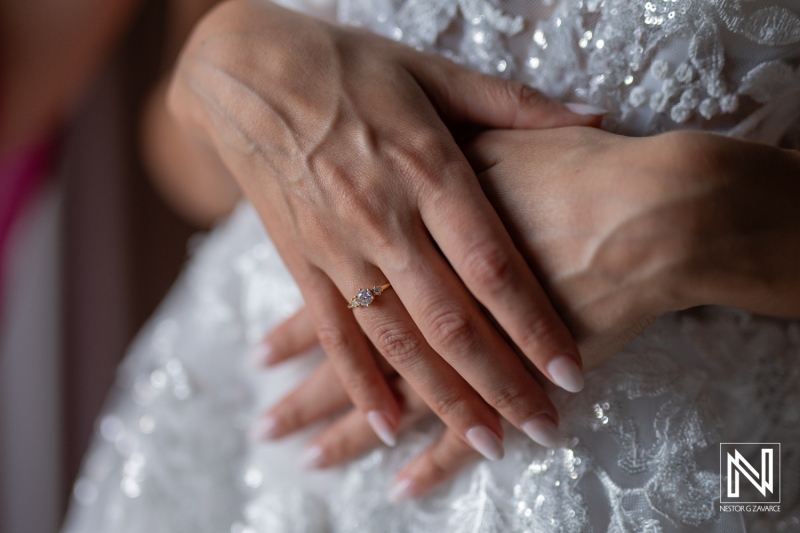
[348,283,391,309]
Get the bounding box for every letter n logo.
[720,443,780,504]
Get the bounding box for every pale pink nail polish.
[564,102,608,115]
[301,445,325,469]
[466,425,504,461]
[522,415,563,448]
[389,478,415,503]
[250,415,279,441]
[547,355,585,393]
[367,411,397,447]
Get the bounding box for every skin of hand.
[257,127,800,500]
[141,0,242,227]
[168,0,603,459]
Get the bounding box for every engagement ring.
[348,283,391,309]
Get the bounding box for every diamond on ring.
[348,283,391,309]
[356,289,375,306]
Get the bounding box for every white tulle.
[62,0,800,532]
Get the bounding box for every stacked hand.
[168,0,800,504]
[255,127,800,500]
[170,0,602,462]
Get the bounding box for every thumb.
[414,57,606,129]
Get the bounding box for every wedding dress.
[61,0,800,531]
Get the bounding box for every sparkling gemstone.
[356,289,375,306]
[372,285,383,295]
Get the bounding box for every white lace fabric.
[62,1,800,532]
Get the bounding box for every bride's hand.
[467,127,800,344]
[170,0,601,457]
[258,126,800,498]
[257,351,484,501]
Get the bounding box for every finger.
[254,307,318,367]
[255,343,399,439]
[235,235,402,446]
[410,55,604,129]
[350,285,508,460]
[302,379,430,469]
[356,236,564,453]
[301,269,403,447]
[252,359,353,441]
[390,427,480,503]
[418,159,585,395]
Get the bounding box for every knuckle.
[463,240,514,292]
[303,157,376,222]
[316,323,351,355]
[516,313,565,354]
[486,384,532,415]
[373,321,422,367]
[502,82,559,128]
[426,308,476,352]
[338,372,376,403]
[510,82,548,108]
[386,133,459,188]
[317,165,363,212]
[406,130,452,161]
[429,388,466,420]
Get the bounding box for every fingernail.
[564,102,608,115]
[301,445,325,469]
[250,415,280,441]
[389,478,415,504]
[249,342,275,367]
[522,415,563,448]
[547,355,585,393]
[466,425,504,461]
[367,411,397,447]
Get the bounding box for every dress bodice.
[336,0,800,140]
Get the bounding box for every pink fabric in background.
[0,140,55,314]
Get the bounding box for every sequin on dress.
[62,1,800,531]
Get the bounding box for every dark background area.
[60,0,197,517]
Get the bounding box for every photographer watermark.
[719,443,781,513]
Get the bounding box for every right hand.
[169,0,599,459]
[257,126,800,499]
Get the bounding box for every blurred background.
[0,2,220,531]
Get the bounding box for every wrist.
[663,134,800,317]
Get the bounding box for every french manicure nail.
[249,342,275,367]
[301,445,325,469]
[522,415,563,448]
[564,102,608,116]
[547,355,585,393]
[389,478,415,504]
[250,415,279,441]
[466,425,504,461]
[367,411,397,447]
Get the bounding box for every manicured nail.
[389,478,415,504]
[300,445,325,469]
[249,342,275,367]
[466,425,504,461]
[564,102,608,115]
[367,411,397,447]
[250,415,279,441]
[547,355,585,393]
[522,415,563,448]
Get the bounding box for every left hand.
[254,126,800,499]
[170,0,603,456]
